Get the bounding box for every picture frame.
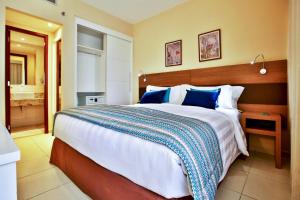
[165,40,182,67]
[198,29,221,62]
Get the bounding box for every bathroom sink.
[11,92,35,100]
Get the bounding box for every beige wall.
[133,0,288,155]
[27,54,35,85]
[289,0,300,199]
[133,0,288,101]
[35,47,44,86]
[0,0,133,130]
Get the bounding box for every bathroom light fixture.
[138,70,147,82]
[20,38,25,41]
[48,22,53,27]
[250,54,267,75]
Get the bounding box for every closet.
[106,35,132,105]
[75,18,132,106]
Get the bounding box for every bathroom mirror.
[10,54,26,85]
[10,31,45,86]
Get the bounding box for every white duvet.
[53,104,248,198]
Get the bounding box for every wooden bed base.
[50,138,193,200]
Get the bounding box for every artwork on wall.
[198,29,221,62]
[165,40,182,67]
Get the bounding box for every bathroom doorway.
[5,8,62,135]
[5,25,49,133]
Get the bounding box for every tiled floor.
[11,124,44,133]
[14,134,291,200]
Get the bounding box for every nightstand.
[241,112,282,168]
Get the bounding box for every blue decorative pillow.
[190,88,220,107]
[140,89,168,104]
[149,88,171,103]
[182,88,221,109]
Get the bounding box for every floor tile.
[15,137,46,162]
[243,173,291,200]
[14,135,291,200]
[18,168,71,199]
[30,182,91,200]
[12,127,44,138]
[63,182,91,200]
[230,157,253,173]
[17,156,54,178]
[31,134,54,156]
[240,195,257,200]
[215,188,240,200]
[14,137,34,148]
[250,156,290,184]
[219,168,248,193]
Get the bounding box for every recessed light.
[48,23,53,27]
[21,38,25,41]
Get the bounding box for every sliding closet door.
[106,35,132,105]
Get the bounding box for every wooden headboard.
[139,60,288,127]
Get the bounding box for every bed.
[50,60,287,200]
[51,102,247,200]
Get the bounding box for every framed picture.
[165,40,182,67]
[198,29,221,62]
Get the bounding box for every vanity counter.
[10,98,44,107]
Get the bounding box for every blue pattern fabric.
[54,105,223,200]
[140,89,168,104]
[182,89,221,109]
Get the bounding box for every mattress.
[53,104,248,198]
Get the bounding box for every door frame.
[56,39,61,111]
[5,25,49,133]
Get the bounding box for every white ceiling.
[80,0,188,24]
[11,32,45,54]
[11,32,44,47]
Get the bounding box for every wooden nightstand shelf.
[241,112,282,169]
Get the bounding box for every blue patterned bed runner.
[54,105,223,200]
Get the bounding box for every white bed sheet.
[53,104,248,198]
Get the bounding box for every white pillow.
[182,84,234,108]
[146,85,168,92]
[231,86,245,108]
[146,85,182,104]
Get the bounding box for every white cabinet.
[106,35,132,105]
[75,18,132,106]
[0,125,20,200]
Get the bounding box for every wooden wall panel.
[190,60,287,85]
[238,83,288,105]
[139,60,288,104]
[139,70,190,88]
